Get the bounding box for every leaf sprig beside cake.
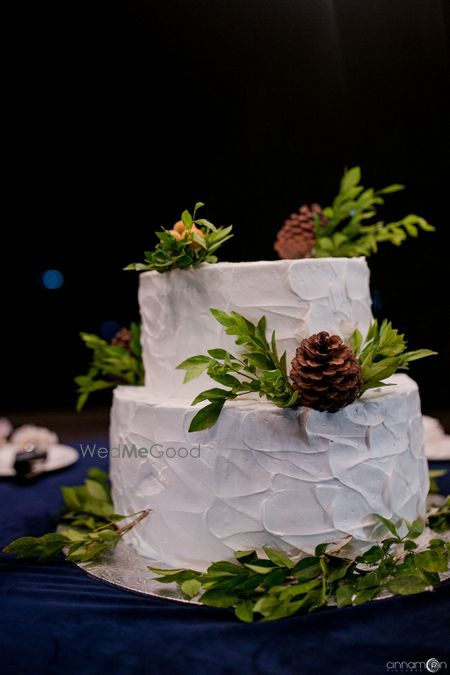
[178,311,436,431]
[275,166,435,259]
[75,322,144,411]
[125,202,233,273]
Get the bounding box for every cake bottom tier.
[110,374,428,569]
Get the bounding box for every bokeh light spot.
[41,269,64,290]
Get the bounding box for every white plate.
[424,415,450,461]
[0,443,79,477]
[426,439,450,461]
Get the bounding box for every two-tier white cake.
[110,258,428,568]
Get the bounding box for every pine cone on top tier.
[274,203,327,259]
[111,328,132,350]
[290,332,362,412]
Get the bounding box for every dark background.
[2,0,449,417]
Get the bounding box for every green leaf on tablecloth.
[3,470,150,564]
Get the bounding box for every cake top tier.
[139,257,373,400]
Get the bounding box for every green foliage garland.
[314,166,435,257]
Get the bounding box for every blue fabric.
[1,442,449,675]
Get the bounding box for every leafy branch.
[348,319,437,395]
[74,322,144,411]
[149,514,449,622]
[314,166,435,258]
[179,310,436,430]
[3,468,150,563]
[177,309,298,431]
[124,203,233,273]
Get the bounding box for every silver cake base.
[76,537,198,604]
[73,527,450,608]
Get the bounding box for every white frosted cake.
[110,258,428,568]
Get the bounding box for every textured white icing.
[139,258,373,400]
[110,374,428,569]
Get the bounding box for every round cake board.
[71,525,450,608]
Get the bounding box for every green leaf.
[356,571,381,590]
[61,528,86,542]
[414,550,448,573]
[188,400,226,432]
[85,479,109,502]
[148,566,189,576]
[353,587,379,605]
[234,550,258,563]
[234,600,254,622]
[292,557,322,581]
[200,589,240,608]
[207,348,230,359]
[192,202,205,218]
[208,371,242,388]
[181,209,193,228]
[62,487,82,510]
[252,595,280,616]
[176,355,212,383]
[406,519,425,539]
[399,349,437,365]
[3,534,69,561]
[245,352,275,370]
[262,547,295,569]
[386,575,430,596]
[336,583,355,608]
[341,166,361,193]
[191,388,235,405]
[348,328,363,356]
[325,556,351,582]
[357,545,384,563]
[278,579,321,601]
[377,184,404,194]
[181,578,202,598]
[244,561,277,574]
[375,514,400,538]
[404,540,418,551]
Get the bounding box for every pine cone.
[111,328,132,350]
[290,332,362,412]
[274,203,327,259]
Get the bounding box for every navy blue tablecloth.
[1,441,449,675]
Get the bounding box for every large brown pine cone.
[274,203,327,259]
[111,328,132,350]
[290,332,362,412]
